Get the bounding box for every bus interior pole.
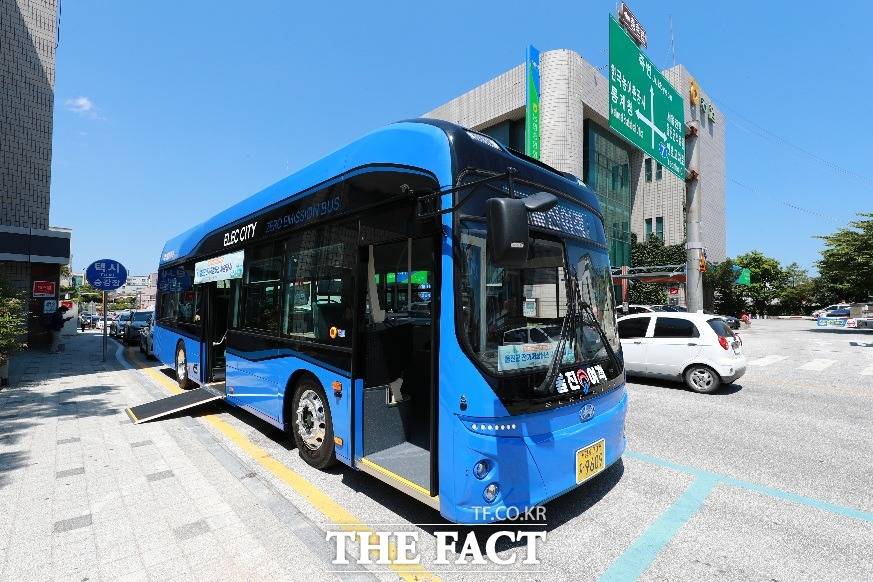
[102,291,107,362]
[685,121,703,313]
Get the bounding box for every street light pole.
[685,121,704,313]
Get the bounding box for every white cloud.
[65,96,103,119]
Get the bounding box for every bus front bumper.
[444,385,628,524]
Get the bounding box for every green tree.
[627,233,685,305]
[816,213,873,302]
[703,259,747,316]
[734,251,787,315]
[0,283,28,367]
[777,263,816,315]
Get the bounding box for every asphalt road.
[122,319,873,581]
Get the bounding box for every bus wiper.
[534,270,579,394]
[569,266,624,376]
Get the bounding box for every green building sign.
[608,15,685,179]
[525,45,541,159]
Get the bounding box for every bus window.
[242,242,283,333]
[283,224,356,346]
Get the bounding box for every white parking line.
[747,355,789,366]
[861,364,873,376]
[799,359,836,372]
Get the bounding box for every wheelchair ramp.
[126,382,225,424]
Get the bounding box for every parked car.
[617,312,746,393]
[95,313,114,330]
[139,312,156,359]
[620,304,658,315]
[812,303,850,318]
[109,311,131,338]
[120,310,153,344]
[823,308,850,318]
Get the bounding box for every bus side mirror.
[487,192,558,268]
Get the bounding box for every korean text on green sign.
[608,15,685,179]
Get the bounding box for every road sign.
[608,15,685,179]
[85,259,128,291]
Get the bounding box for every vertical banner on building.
[525,45,541,159]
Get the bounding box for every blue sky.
[52,1,873,275]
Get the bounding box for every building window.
[645,218,653,239]
[656,216,664,240]
[655,161,663,180]
[481,117,526,152]
[583,120,633,267]
[644,158,652,182]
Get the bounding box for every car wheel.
[289,378,336,469]
[684,364,722,394]
[175,344,189,389]
[139,340,144,353]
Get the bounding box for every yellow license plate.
[576,439,606,484]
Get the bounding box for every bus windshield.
[458,221,619,379]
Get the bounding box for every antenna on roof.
[669,15,677,67]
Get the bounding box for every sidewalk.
[0,331,352,582]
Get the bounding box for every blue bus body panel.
[446,387,627,523]
[225,351,354,464]
[153,324,203,384]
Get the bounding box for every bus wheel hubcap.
[296,389,326,450]
[691,369,711,389]
[177,352,186,381]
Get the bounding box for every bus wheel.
[684,364,721,394]
[290,379,336,469]
[175,344,189,389]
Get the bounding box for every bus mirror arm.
[413,169,518,219]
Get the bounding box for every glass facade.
[481,118,526,152]
[584,121,633,267]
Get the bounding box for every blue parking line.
[626,450,873,523]
[598,450,873,581]
[598,475,718,582]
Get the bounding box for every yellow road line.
[130,355,439,582]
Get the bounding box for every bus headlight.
[473,460,490,480]
[483,483,499,503]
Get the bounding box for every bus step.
[125,386,224,424]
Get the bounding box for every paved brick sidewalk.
[0,331,362,582]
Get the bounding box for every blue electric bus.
[153,119,627,523]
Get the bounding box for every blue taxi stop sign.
[85,258,128,362]
[85,259,128,291]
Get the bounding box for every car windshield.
[132,312,152,322]
[457,220,619,378]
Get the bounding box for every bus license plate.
[576,439,606,484]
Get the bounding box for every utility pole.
[685,120,704,312]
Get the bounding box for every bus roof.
[159,119,602,267]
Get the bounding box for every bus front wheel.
[290,379,336,469]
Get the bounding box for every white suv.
[617,312,746,393]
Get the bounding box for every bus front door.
[356,236,437,506]
[203,280,231,383]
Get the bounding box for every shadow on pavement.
[627,375,743,395]
[0,384,120,489]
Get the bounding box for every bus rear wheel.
[290,379,336,469]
